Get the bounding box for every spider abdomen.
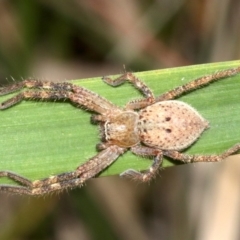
[138,100,209,150]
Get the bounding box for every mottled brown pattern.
[138,101,209,150]
[0,66,240,195]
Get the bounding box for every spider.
[0,66,240,195]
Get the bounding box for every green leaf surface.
[0,60,240,184]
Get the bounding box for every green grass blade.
[0,60,240,184]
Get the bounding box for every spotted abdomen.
[138,100,209,150]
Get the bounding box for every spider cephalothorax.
[0,68,240,195]
[104,111,139,147]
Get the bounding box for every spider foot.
[0,185,32,195]
[102,72,154,99]
[102,75,126,87]
[120,169,141,179]
[120,168,156,182]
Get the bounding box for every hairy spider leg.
[163,143,240,163]
[0,171,33,195]
[0,145,125,195]
[0,80,121,115]
[103,72,155,110]
[0,80,74,95]
[102,66,240,110]
[121,144,240,182]
[0,82,24,95]
[156,66,240,101]
[103,72,154,98]
[120,145,163,181]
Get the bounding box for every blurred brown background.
[0,1,240,240]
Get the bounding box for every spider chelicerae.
[0,66,240,195]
